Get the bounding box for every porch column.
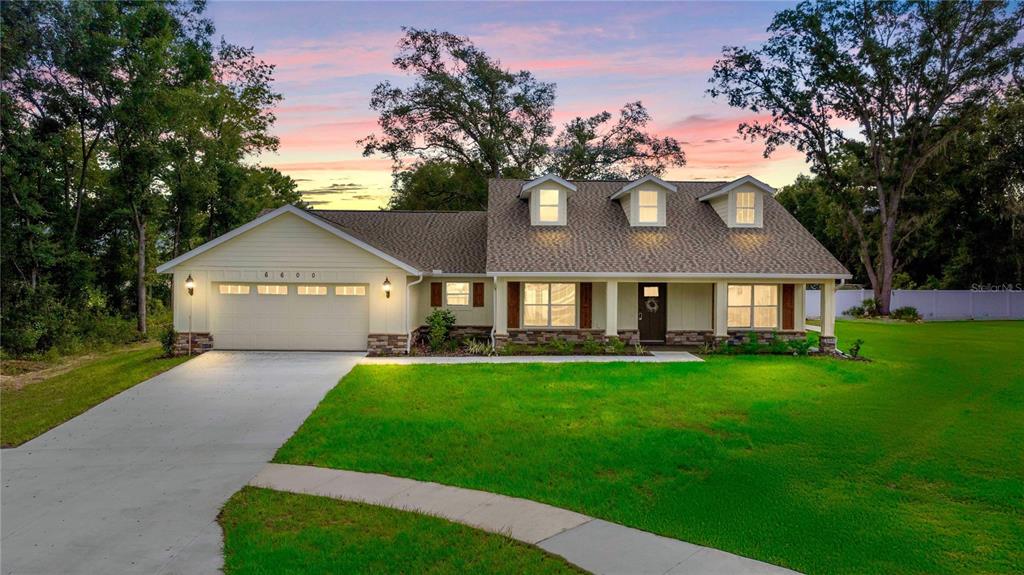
[605,280,618,338]
[494,277,508,335]
[819,280,836,352]
[714,280,729,338]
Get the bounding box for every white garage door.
[209,283,369,350]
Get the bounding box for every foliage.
[547,336,576,355]
[0,0,299,355]
[843,305,865,318]
[890,307,922,322]
[604,337,627,354]
[787,338,814,356]
[633,343,647,356]
[221,487,581,575]
[425,309,457,352]
[581,336,603,355]
[362,28,685,207]
[464,338,495,357]
[709,0,1024,313]
[1,344,188,447]
[277,321,1024,574]
[161,326,178,357]
[848,338,865,359]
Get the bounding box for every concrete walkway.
[2,352,362,575]
[361,350,702,365]
[251,463,799,575]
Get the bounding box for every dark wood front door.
[638,283,667,343]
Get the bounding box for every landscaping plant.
[425,309,457,352]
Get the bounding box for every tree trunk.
[135,215,148,336]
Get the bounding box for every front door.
[638,283,667,343]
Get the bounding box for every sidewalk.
[250,463,798,575]
[361,351,702,365]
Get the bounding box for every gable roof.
[486,178,850,277]
[519,174,577,199]
[697,175,776,201]
[156,205,423,274]
[609,175,677,199]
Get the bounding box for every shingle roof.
[485,179,850,276]
[311,210,488,274]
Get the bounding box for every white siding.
[414,278,494,327]
[667,283,713,330]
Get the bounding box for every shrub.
[425,309,457,351]
[848,338,865,358]
[581,336,603,355]
[768,332,790,354]
[548,336,576,355]
[890,306,921,322]
[862,298,881,316]
[498,342,528,356]
[787,337,814,356]
[843,304,865,317]
[633,343,647,355]
[740,331,764,354]
[605,337,627,354]
[464,338,494,356]
[161,326,178,357]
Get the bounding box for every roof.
[697,175,775,201]
[609,175,677,199]
[311,209,488,274]
[519,174,577,198]
[485,178,850,277]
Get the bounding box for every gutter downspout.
[489,276,498,349]
[406,273,425,354]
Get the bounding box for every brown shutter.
[430,282,442,307]
[472,282,485,307]
[782,284,795,330]
[579,282,593,329]
[507,282,520,329]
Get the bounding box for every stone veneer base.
[172,332,213,356]
[366,334,409,356]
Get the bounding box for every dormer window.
[638,190,659,223]
[538,189,561,223]
[520,174,575,226]
[735,191,756,224]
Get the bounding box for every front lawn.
[220,487,581,574]
[1,343,188,447]
[275,320,1024,574]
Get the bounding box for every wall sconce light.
[185,274,195,296]
[383,277,392,299]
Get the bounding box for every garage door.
[209,283,369,350]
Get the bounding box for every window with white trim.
[335,285,366,296]
[446,282,470,306]
[538,189,560,223]
[523,283,575,327]
[638,190,659,223]
[257,284,288,295]
[727,284,778,329]
[218,284,250,295]
[297,285,327,296]
[735,191,756,224]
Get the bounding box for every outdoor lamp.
[185,274,195,296]
[383,277,392,298]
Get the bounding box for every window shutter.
[782,284,795,330]
[579,282,593,329]
[430,282,442,307]
[507,282,520,329]
[472,282,485,307]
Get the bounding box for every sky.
[206,0,809,210]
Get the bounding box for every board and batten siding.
[170,211,410,336]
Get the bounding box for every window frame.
[445,282,471,307]
[537,188,561,224]
[735,191,756,225]
[637,189,660,224]
[522,282,577,328]
[218,284,251,295]
[257,284,288,296]
[727,284,779,329]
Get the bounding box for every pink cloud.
[267,158,394,172]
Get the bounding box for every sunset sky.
[207,1,810,210]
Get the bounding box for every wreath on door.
[645,298,659,313]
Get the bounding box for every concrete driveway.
[1,351,361,575]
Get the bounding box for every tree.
[549,101,685,180]
[709,0,1023,313]
[361,28,555,181]
[388,160,487,211]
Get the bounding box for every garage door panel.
[210,283,368,350]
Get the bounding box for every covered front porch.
[492,277,838,351]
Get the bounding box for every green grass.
[275,321,1024,574]
[220,487,581,574]
[1,344,188,447]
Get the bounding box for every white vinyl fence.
[805,288,1024,320]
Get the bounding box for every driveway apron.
[1,351,360,575]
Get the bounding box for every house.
[156,175,850,355]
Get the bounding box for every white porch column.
[494,277,508,336]
[820,280,837,352]
[605,280,618,338]
[714,280,729,338]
